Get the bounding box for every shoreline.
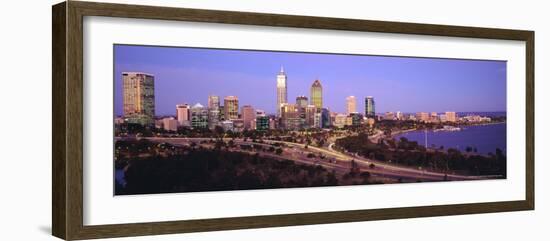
[391,121,506,138]
[392,122,506,155]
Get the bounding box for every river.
[395,123,506,155]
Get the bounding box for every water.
[395,123,506,155]
[115,169,126,186]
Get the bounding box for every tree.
[214,126,224,141]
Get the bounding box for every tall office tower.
[445,111,457,122]
[346,96,357,114]
[175,103,190,126]
[365,96,375,118]
[241,105,256,130]
[296,96,308,109]
[305,105,317,128]
[122,72,155,125]
[280,103,301,130]
[276,66,288,117]
[310,79,323,109]
[208,95,220,110]
[314,112,323,128]
[321,108,331,128]
[207,95,220,129]
[190,103,209,129]
[295,95,308,128]
[224,96,239,120]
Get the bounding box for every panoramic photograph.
[113,44,507,195]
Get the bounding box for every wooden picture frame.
[52,1,534,240]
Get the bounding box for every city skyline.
[114,44,506,116]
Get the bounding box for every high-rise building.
[310,79,323,109]
[276,66,288,117]
[122,72,155,125]
[321,108,331,128]
[281,103,301,130]
[349,112,363,126]
[333,114,347,128]
[175,104,190,126]
[190,103,209,129]
[305,105,317,128]
[416,112,430,122]
[314,112,323,128]
[346,96,357,114]
[208,95,220,110]
[296,96,308,109]
[241,105,256,130]
[365,96,375,118]
[256,116,269,131]
[224,96,239,120]
[296,96,308,128]
[208,95,221,129]
[445,111,457,122]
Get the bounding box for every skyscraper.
[241,105,256,130]
[190,103,209,129]
[122,72,155,125]
[321,108,331,128]
[208,95,220,110]
[305,105,317,127]
[224,96,239,120]
[346,96,357,114]
[365,96,375,118]
[296,96,308,109]
[208,95,220,129]
[280,103,301,130]
[276,66,288,117]
[296,96,308,128]
[310,79,323,109]
[176,103,190,126]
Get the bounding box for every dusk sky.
[114,44,506,116]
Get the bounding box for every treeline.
[335,134,506,177]
[116,145,340,195]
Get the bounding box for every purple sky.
[114,44,506,116]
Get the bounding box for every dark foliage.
[116,148,340,195]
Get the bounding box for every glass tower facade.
[276,67,287,117]
[122,72,155,125]
[365,96,375,118]
[310,79,323,109]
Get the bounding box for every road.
[118,136,499,183]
